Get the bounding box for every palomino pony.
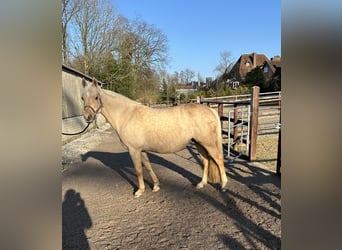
[81,78,228,197]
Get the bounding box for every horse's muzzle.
[83,103,102,123]
[83,113,94,123]
[83,108,95,123]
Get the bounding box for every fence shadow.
[62,189,92,250]
[228,160,281,189]
[194,179,280,249]
[184,145,281,248]
[217,189,279,248]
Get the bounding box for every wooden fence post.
[276,112,281,175]
[249,86,259,161]
[218,103,223,129]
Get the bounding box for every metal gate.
[223,104,251,161]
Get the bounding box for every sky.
[112,0,281,78]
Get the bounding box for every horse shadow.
[80,149,281,249]
[81,151,202,193]
[62,189,92,250]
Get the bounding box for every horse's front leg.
[128,149,145,197]
[141,152,160,192]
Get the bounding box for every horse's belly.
[144,136,191,154]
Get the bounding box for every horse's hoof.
[196,182,205,189]
[152,185,160,192]
[134,189,144,198]
[220,186,228,192]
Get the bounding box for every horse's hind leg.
[195,142,209,189]
[128,149,145,197]
[204,145,228,191]
[141,152,160,192]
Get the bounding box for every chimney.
[252,52,257,67]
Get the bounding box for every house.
[261,55,281,81]
[221,52,281,84]
[175,84,197,97]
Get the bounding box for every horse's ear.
[81,78,87,88]
[92,78,98,88]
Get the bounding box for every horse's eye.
[81,96,84,101]
[95,96,98,100]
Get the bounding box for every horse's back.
[150,103,217,129]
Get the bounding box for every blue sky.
[112,0,281,78]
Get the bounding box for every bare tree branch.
[214,50,234,76]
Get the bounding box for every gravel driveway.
[62,124,281,249]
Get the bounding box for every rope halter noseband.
[83,94,103,123]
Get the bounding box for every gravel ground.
[256,134,279,171]
[62,124,281,249]
[256,113,281,172]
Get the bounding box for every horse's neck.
[100,89,141,130]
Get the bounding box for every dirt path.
[62,125,281,249]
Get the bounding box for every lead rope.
[61,122,92,136]
[62,94,103,136]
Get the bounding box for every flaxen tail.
[208,159,221,183]
[207,108,225,183]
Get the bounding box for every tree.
[62,0,79,64]
[129,18,168,75]
[183,68,195,84]
[160,79,168,102]
[197,72,204,84]
[245,67,266,90]
[69,0,119,74]
[214,51,234,76]
[159,71,177,103]
[114,18,169,100]
[179,70,185,84]
[268,68,281,91]
[63,0,169,101]
[173,71,180,84]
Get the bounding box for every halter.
[83,94,103,122]
[61,93,103,136]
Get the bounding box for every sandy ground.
[62,124,281,249]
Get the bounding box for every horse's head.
[81,78,103,123]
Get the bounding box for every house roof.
[238,53,270,78]
[213,53,281,85]
[270,56,281,68]
[225,52,281,81]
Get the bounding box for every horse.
[81,78,228,197]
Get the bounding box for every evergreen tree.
[245,67,267,91]
[160,79,168,102]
